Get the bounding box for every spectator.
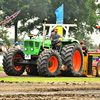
[4,44,8,51]
[10,45,13,49]
[0,45,5,54]
[17,45,20,49]
[91,50,94,52]
[80,41,88,56]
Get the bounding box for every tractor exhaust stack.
[43,19,47,48]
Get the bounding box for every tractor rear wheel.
[26,65,38,75]
[37,50,61,77]
[96,62,100,77]
[3,49,25,76]
[61,43,83,76]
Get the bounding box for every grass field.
[0,66,100,82]
[0,66,3,70]
[0,77,100,82]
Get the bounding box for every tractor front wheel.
[3,49,25,76]
[37,50,61,77]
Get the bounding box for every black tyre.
[37,50,61,77]
[26,65,38,75]
[3,49,12,75]
[96,62,100,77]
[60,43,83,76]
[3,49,25,76]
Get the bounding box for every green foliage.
[48,0,98,48]
[18,0,98,44]
[90,44,99,49]
[47,0,98,36]
[0,0,99,46]
[18,37,24,42]
[0,0,50,41]
[47,0,97,25]
[9,38,14,44]
[0,28,12,46]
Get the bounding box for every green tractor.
[3,19,83,77]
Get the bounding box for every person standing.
[4,44,8,51]
[0,45,5,54]
[80,41,88,56]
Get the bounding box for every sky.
[7,0,100,45]
[91,29,100,45]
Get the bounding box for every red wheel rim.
[73,50,81,72]
[48,56,58,73]
[14,54,23,71]
[98,66,100,75]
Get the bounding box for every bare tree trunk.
[15,22,18,42]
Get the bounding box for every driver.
[48,28,64,51]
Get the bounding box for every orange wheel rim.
[14,54,23,71]
[73,50,81,72]
[48,56,58,73]
[98,66,100,75]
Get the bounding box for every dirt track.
[0,70,100,100]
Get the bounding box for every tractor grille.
[29,41,33,47]
[24,41,33,47]
[24,41,28,47]
[35,42,39,47]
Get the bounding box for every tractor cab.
[45,23,79,51]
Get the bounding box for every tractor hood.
[35,39,51,46]
[24,39,51,55]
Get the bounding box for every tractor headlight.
[25,48,27,51]
[31,48,34,51]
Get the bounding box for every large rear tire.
[61,43,83,76]
[3,49,25,76]
[37,50,61,77]
[96,62,100,77]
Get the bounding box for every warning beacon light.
[74,19,77,24]
[98,26,100,32]
[43,18,47,23]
